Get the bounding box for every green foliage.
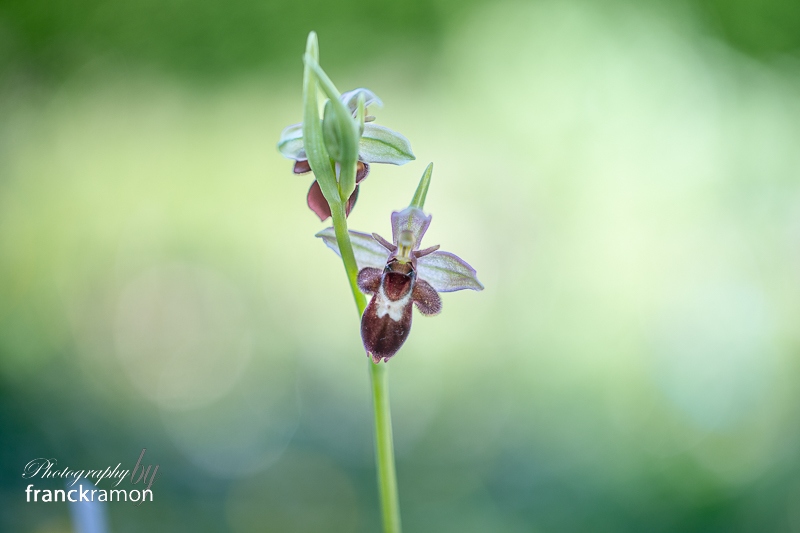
[2,0,800,84]
[0,0,445,81]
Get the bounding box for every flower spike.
[277,40,415,221]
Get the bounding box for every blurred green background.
[3,0,800,531]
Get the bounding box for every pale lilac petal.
[316,228,390,271]
[414,245,440,259]
[416,251,484,292]
[391,207,431,249]
[277,123,305,160]
[371,233,396,252]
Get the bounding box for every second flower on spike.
[277,88,416,221]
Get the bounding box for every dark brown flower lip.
[296,160,370,221]
[293,160,311,174]
[306,181,360,221]
[357,260,442,363]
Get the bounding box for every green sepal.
[359,124,416,165]
[277,123,304,160]
[316,227,390,271]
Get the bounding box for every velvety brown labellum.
[297,160,370,221]
[358,261,442,363]
[362,298,413,363]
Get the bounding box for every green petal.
[359,124,415,165]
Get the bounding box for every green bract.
[322,99,346,162]
[277,32,415,221]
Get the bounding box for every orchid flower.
[317,205,483,362]
[278,88,415,221]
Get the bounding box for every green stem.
[303,31,401,532]
[370,362,401,533]
[329,201,367,313]
[329,201,402,533]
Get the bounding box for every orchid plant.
[277,32,482,533]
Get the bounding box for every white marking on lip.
[375,286,412,322]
